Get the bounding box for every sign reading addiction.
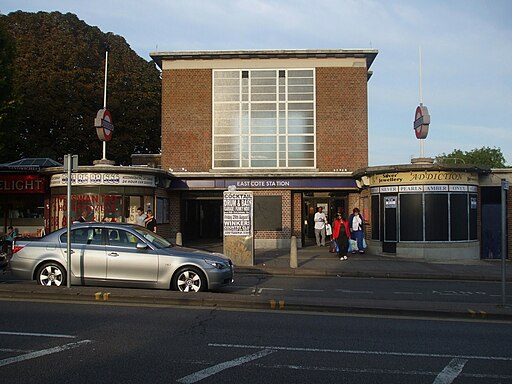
[223,191,253,236]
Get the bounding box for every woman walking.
[332,212,350,260]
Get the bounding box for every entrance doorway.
[303,193,347,247]
[182,196,223,243]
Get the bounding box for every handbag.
[325,223,332,236]
[348,239,358,253]
[329,239,339,253]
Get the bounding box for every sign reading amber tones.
[0,175,45,194]
[370,171,479,186]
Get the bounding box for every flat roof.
[150,48,378,70]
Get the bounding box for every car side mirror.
[136,242,148,250]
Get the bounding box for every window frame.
[212,68,316,169]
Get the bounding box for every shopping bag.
[362,238,367,249]
[348,239,358,253]
[329,239,338,253]
[325,224,332,236]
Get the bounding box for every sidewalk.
[241,245,512,282]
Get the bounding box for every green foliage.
[1,11,161,165]
[0,16,18,161]
[435,146,507,168]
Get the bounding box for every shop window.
[371,194,380,240]
[450,194,468,241]
[425,194,449,241]
[156,197,170,224]
[400,194,423,241]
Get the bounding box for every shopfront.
[0,173,47,238]
[43,166,172,237]
[354,165,488,260]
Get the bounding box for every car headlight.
[204,258,228,269]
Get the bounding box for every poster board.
[223,191,254,266]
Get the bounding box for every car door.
[62,227,107,281]
[105,228,159,284]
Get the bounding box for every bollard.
[176,232,183,246]
[290,236,298,268]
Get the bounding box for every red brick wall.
[316,67,369,171]
[161,69,212,172]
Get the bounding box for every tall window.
[213,69,315,169]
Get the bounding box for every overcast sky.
[2,0,511,166]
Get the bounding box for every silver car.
[10,223,234,292]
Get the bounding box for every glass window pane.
[425,194,448,241]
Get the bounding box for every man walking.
[314,206,327,246]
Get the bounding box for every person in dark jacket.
[332,213,351,260]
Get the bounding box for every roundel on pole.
[413,105,430,139]
[94,109,114,142]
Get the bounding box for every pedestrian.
[314,206,327,246]
[144,210,157,232]
[348,207,365,254]
[4,226,17,247]
[77,211,87,222]
[136,207,147,226]
[333,213,350,260]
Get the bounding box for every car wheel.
[37,262,66,287]
[172,267,206,292]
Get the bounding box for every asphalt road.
[226,274,511,306]
[0,301,511,383]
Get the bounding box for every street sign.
[413,105,430,139]
[94,108,114,142]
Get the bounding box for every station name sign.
[51,173,156,187]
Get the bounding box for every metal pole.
[501,179,508,306]
[102,50,108,160]
[66,154,72,288]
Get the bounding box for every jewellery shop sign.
[50,173,156,187]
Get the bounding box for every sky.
[2,0,511,167]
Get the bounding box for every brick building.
[150,49,378,249]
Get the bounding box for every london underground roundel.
[413,105,430,139]
[94,109,114,142]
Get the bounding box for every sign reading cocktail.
[223,191,253,236]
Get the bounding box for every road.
[223,274,510,305]
[0,300,511,383]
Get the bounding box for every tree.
[435,146,507,168]
[1,11,161,165]
[0,16,18,162]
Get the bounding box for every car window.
[107,229,139,248]
[60,228,104,245]
[132,226,172,249]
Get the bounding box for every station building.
[150,49,378,249]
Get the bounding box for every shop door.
[383,195,397,253]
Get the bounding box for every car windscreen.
[132,226,172,249]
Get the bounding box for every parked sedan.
[10,223,234,292]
